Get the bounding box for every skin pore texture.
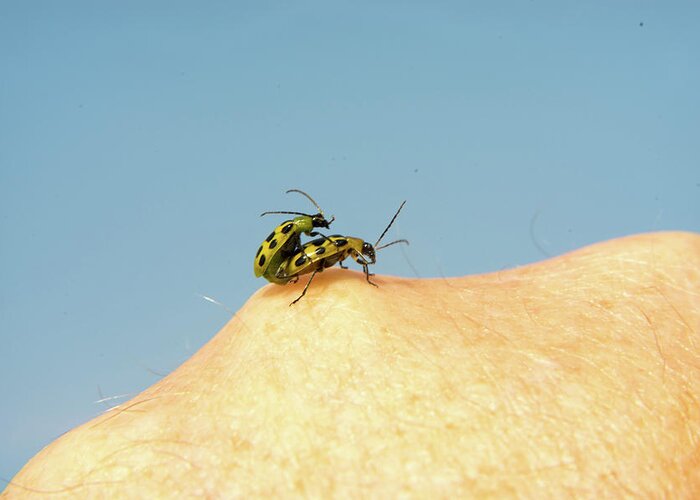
[3,231,700,498]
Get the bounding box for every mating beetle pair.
[254,189,408,305]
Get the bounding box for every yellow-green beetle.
[278,201,408,304]
[254,189,335,284]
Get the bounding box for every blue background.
[1,1,698,482]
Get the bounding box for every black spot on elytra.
[266,231,276,242]
[315,247,326,255]
[282,223,294,234]
[334,239,348,247]
[258,255,266,267]
[295,255,307,267]
[269,239,278,249]
[256,246,263,257]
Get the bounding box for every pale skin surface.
[3,232,700,498]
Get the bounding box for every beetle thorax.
[293,215,315,234]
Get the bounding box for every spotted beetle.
[278,201,408,305]
[254,189,335,284]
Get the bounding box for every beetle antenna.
[286,189,326,216]
[376,239,409,251]
[260,210,310,217]
[374,201,406,247]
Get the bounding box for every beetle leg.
[358,259,378,287]
[290,268,320,306]
[275,266,295,283]
[364,266,378,287]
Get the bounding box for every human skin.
[3,231,700,498]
